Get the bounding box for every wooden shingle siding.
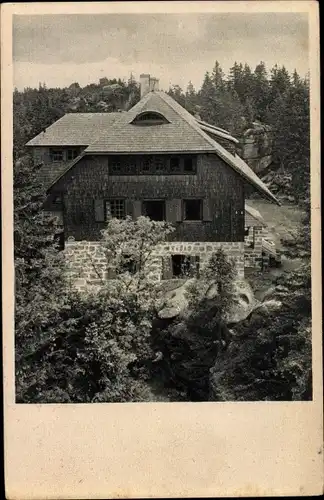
[94,199,105,222]
[132,200,142,219]
[60,153,245,243]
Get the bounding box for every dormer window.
[67,148,80,161]
[50,149,64,162]
[131,111,169,126]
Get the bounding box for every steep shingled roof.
[26,90,279,205]
[26,112,124,146]
[38,161,71,187]
[85,91,217,154]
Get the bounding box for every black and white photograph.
[12,7,313,405]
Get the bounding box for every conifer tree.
[14,154,69,401]
[211,61,225,92]
[252,61,270,120]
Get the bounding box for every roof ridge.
[64,112,123,116]
[127,91,154,116]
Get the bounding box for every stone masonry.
[244,226,267,269]
[64,239,245,292]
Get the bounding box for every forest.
[14,61,312,403]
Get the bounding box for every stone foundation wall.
[244,227,266,268]
[64,240,107,291]
[64,239,245,291]
[154,241,245,280]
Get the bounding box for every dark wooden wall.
[55,153,245,242]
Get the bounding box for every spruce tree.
[14,154,70,401]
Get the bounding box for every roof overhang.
[198,123,239,144]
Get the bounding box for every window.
[183,199,203,221]
[142,200,165,221]
[52,195,62,206]
[155,157,166,173]
[171,255,200,278]
[141,157,153,174]
[132,112,169,125]
[110,157,122,173]
[124,162,135,174]
[67,149,79,161]
[119,254,137,275]
[50,149,64,162]
[108,155,196,175]
[184,157,194,173]
[105,199,126,220]
[170,157,181,173]
[54,231,65,251]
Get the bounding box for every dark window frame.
[52,194,62,206]
[169,156,181,173]
[50,148,64,162]
[171,254,200,278]
[142,199,166,221]
[119,254,138,275]
[109,155,197,176]
[183,199,203,221]
[131,111,169,125]
[183,157,195,173]
[67,148,80,161]
[105,199,126,220]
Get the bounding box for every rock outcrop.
[239,121,273,174]
[157,278,261,324]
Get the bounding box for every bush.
[16,216,175,403]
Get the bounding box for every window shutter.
[203,199,212,221]
[125,199,133,217]
[133,200,142,219]
[166,199,182,223]
[162,256,173,280]
[94,199,105,222]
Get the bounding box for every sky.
[13,12,309,91]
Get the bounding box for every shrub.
[16,215,175,403]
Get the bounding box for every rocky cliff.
[238,121,273,174]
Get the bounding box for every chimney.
[140,73,150,98]
[149,77,159,92]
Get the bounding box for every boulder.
[225,279,259,324]
[248,299,282,323]
[257,285,276,302]
[157,279,191,319]
[157,278,260,325]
